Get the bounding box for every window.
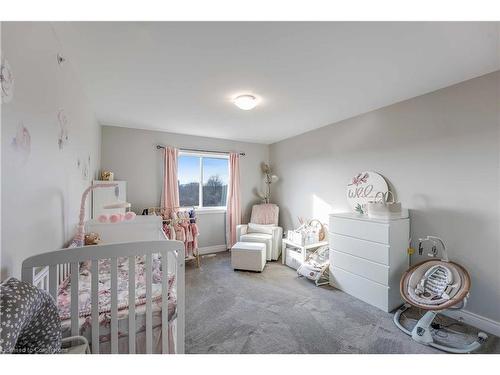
[177,154,200,207]
[178,152,229,209]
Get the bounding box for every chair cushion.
[240,233,273,260]
[247,223,275,235]
[241,233,272,241]
[250,204,279,225]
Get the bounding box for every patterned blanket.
[57,255,175,320]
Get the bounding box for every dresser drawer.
[331,250,389,285]
[330,216,389,244]
[330,233,389,265]
[329,266,391,312]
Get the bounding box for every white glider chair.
[236,204,283,261]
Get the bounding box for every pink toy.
[97,214,108,223]
[125,211,136,221]
[95,211,135,226]
[109,213,121,223]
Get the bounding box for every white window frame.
[178,150,229,212]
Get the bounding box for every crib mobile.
[70,183,134,248]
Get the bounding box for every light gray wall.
[196,211,226,249]
[1,22,101,279]
[101,125,269,248]
[270,71,500,323]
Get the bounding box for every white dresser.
[329,213,409,312]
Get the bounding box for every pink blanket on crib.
[57,255,176,321]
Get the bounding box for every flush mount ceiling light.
[233,94,259,110]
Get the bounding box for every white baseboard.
[198,244,228,255]
[443,309,500,337]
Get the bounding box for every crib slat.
[177,249,185,354]
[111,257,118,354]
[91,260,99,354]
[71,262,79,336]
[61,264,66,284]
[161,250,169,354]
[145,253,153,354]
[49,265,57,299]
[128,256,136,354]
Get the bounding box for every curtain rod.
[156,144,245,156]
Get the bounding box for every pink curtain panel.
[162,147,180,213]
[227,152,242,248]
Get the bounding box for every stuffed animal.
[101,170,114,181]
[84,232,101,246]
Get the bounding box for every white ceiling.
[53,22,499,144]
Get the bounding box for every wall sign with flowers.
[346,171,389,214]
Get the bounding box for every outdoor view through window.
[178,154,229,208]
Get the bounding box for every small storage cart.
[281,239,328,270]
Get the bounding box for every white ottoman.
[231,242,267,272]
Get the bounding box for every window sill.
[195,207,227,215]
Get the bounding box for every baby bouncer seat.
[393,236,487,353]
[297,245,329,286]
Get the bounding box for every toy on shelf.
[84,232,101,246]
[100,170,114,181]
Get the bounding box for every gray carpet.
[185,252,500,354]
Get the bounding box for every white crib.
[21,240,185,354]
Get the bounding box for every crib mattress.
[57,255,177,353]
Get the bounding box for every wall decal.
[1,58,14,103]
[77,156,90,181]
[57,53,66,66]
[346,171,388,214]
[81,157,89,181]
[57,109,69,150]
[11,122,31,162]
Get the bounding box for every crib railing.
[21,240,185,354]
[32,263,71,292]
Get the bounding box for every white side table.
[281,239,328,268]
